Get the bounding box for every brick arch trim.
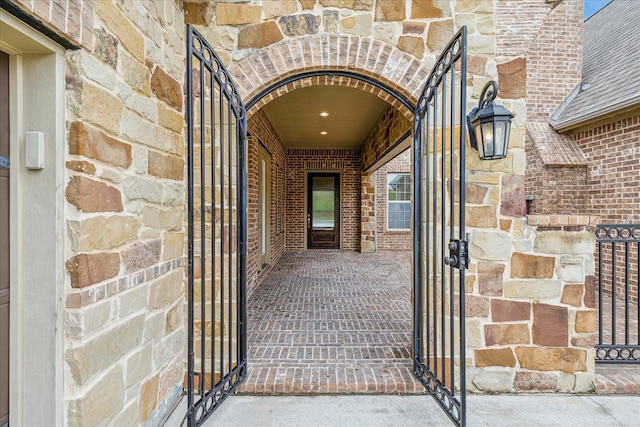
[229,33,431,110]
[245,72,414,121]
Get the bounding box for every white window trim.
[387,173,411,231]
[387,200,411,231]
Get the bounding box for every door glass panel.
[312,176,334,229]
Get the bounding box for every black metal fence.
[595,224,640,363]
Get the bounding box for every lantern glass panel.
[474,124,484,157]
[494,120,508,158]
[481,121,494,157]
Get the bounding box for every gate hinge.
[444,235,469,270]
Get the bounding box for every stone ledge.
[65,258,183,309]
[527,215,600,226]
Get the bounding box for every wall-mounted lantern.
[467,81,514,160]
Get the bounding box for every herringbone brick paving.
[237,251,424,395]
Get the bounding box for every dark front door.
[0,50,10,427]
[307,173,340,249]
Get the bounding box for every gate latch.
[444,236,468,270]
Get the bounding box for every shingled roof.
[550,0,640,130]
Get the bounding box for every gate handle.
[0,155,8,170]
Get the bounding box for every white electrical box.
[25,131,45,170]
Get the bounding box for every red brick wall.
[247,111,402,290]
[525,135,587,215]
[247,110,287,297]
[375,150,412,251]
[361,106,411,171]
[573,114,640,303]
[285,149,361,252]
[520,0,586,215]
[573,114,640,222]
[496,0,583,120]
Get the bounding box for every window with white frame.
[387,173,411,230]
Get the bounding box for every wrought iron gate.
[595,224,640,363]
[413,27,468,426]
[186,25,248,426]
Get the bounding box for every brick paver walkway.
[236,251,640,395]
[237,251,424,395]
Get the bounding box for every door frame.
[0,9,66,427]
[257,144,271,271]
[306,171,341,249]
[0,49,9,427]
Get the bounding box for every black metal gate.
[413,27,468,426]
[595,224,640,363]
[186,25,248,426]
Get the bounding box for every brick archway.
[229,33,431,112]
[245,73,414,120]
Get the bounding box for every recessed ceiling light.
[320,131,328,135]
[320,112,329,117]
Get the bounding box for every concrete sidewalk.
[167,394,639,426]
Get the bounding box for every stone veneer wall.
[7,0,94,48]
[360,172,376,252]
[187,0,457,111]
[61,1,187,425]
[375,149,412,251]
[467,215,597,392]
[189,0,597,393]
[286,149,361,252]
[460,0,595,393]
[247,110,287,297]
[3,4,601,424]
